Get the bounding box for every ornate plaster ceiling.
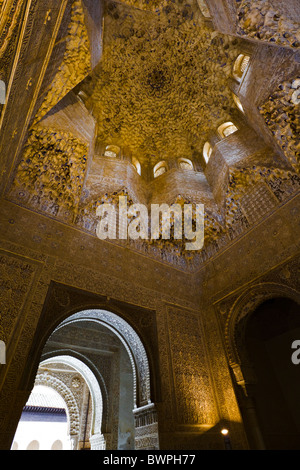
[80,0,241,166]
[5,0,300,270]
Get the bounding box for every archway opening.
[242,297,300,449]
[11,385,71,450]
[14,309,159,450]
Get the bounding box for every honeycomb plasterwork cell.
[235,0,300,48]
[33,0,92,125]
[9,126,88,221]
[259,78,300,169]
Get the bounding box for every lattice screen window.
[240,182,278,225]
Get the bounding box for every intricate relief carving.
[9,126,88,222]
[225,165,300,228]
[0,252,36,342]
[33,0,91,124]
[35,372,80,436]
[259,78,300,169]
[134,404,159,450]
[235,0,300,48]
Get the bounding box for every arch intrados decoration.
[53,309,152,408]
[34,371,80,438]
[41,348,110,434]
[225,283,300,370]
[40,355,104,438]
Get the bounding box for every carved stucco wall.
[35,372,81,442]
[234,0,300,49]
[259,77,300,170]
[0,192,299,449]
[0,235,235,449]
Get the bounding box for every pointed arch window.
[153,161,167,178]
[104,145,120,158]
[203,142,212,163]
[132,157,141,176]
[233,54,250,82]
[178,158,193,170]
[232,93,244,113]
[217,122,238,139]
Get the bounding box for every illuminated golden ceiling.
[80,0,241,166]
[5,0,300,269]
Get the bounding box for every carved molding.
[224,282,300,372]
[57,309,152,408]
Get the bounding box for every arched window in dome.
[178,158,193,171]
[203,142,212,163]
[153,161,167,179]
[197,0,211,18]
[132,157,141,176]
[232,93,244,113]
[233,54,250,81]
[104,145,120,158]
[217,122,238,139]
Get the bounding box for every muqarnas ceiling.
[80,0,241,166]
